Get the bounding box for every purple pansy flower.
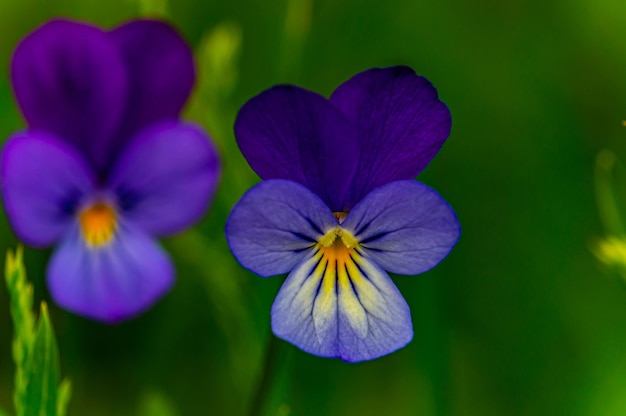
[226,66,460,362]
[0,19,220,323]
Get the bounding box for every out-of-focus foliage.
[4,248,70,416]
[1,0,626,415]
[137,390,179,416]
[592,150,626,282]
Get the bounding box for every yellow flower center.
[317,225,360,276]
[313,225,369,326]
[79,202,117,248]
[318,225,359,250]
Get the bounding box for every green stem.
[248,334,283,416]
[419,275,450,416]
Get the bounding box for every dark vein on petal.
[304,216,324,235]
[313,256,329,299]
[289,231,317,243]
[287,249,320,309]
[359,231,390,244]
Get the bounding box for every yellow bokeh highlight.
[593,237,626,270]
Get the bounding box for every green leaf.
[22,303,60,416]
[5,246,36,415]
[4,247,72,416]
[0,405,10,416]
[56,379,72,416]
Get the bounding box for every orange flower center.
[315,226,364,304]
[79,202,117,247]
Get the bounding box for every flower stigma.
[79,201,117,248]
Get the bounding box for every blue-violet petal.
[225,179,337,277]
[271,247,413,362]
[1,131,95,246]
[47,222,174,323]
[107,121,220,236]
[342,180,460,275]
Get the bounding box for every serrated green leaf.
[22,302,60,416]
[56,379,72,416]
[5,248,71,416]
[5,246,36,415]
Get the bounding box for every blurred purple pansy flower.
[0,19,220,323]
[226,66,460,362]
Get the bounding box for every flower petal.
[234,85,358,211]
[225,179,337,277]
[109,20,195,143]
[107,121,220,236]
[342,180,460,275]
[271,247,413,362]
[11,19,127,174]
[47,222,174,323]
[330,66,452,208]
[0,131,95,247]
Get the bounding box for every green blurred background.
[1,0,626,414]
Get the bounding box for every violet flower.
[226,67,460,362]
[0,19,220,323]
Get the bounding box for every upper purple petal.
[1,131,95,247]
[225,179,337,277]
[109,20,196,144]
[107,121,220,236]
[330,66,452,208]
[11,19,128,175]
[235,86,358,212]
[342,180,460,275]
[47,222,174,323]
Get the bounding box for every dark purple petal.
[225,179,337,277]
[107,122,220,236]
[11,19,128,174]
[235,85,358,212]
[1,131,95,247]
[330,66,452,208]
[342,180,460,275]
[109,20,195,143]
[47,222,174,323]
[271,248,413,362]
